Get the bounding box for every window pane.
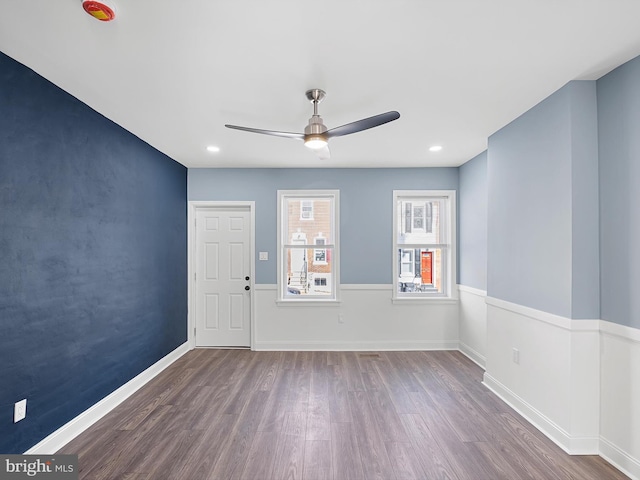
[397,197,446,245]
[280,190,339,302]
[286,198,333,243]
[396,248,445,295]
[285,247,334,296]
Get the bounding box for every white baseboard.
[600,437,640,480]
[25,342,190,455]
[483,373,599,455]
[254,340,458,351]
[459,341,486,369]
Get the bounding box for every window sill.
[391,296,459,305]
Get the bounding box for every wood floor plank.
[173,413,240,480]
[401,425,461,479]
[117,474,150,480]
[307,367,331,441]
[142,429,205,480]
[209,390,270,480]
[330,422,365,480]
[385,441,427,480]
[71,429,133,479]
[327,365,351,423]
[56,349,629,480]
[286,370,311,413]
[257,363,292,433]
[340,352,367,391]
[272,432,306,480]
[302,440,338,480]
[385,351,426,393]
[372,355,419,414]
[240,431,278,480]
[294,351,313,372]
[303,440,333,480]
[256,351,283,391]
[368,388,411,443]
[348,391,396,480]
[311,351,329,370]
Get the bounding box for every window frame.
[277,190,340,304]
[392,190,457,302]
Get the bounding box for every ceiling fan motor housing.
[304,115,328,136]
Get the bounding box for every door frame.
[188,201,256,350]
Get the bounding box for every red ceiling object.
[82,1,116,21]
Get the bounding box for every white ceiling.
[2,1,640,169]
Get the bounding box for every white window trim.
[277,190,340,304]
[392,190,457,302]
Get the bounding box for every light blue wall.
[569,81,600,319]
[487,81,599,319]
[459,151,488,291]
[598,54,640,329]
[188,168,458,285]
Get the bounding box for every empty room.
[2,1,640,479]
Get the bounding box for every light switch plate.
[259,252,268,261]
[14,399,27,423]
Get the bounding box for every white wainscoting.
[483,297,601,455]
[253,284,459,351]
[458,285,487,368]
[599,320,640,480]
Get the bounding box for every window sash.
[393,190,455,300]
[278,190,339,302]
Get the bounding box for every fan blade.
[326,111,400,138]
[315,145,331,160]
[225,124,304,140]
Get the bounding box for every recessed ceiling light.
[206,145,220,153]
[429,145,443,152]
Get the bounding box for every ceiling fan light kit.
[225,89,399,159]
[304,135,328,149]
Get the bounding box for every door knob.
[245,285,250,291]
[245,276,250,281]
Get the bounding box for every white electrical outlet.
[259,252,268,261]
[338,313,345,324]
[512,348,520,364]
[14,399,27,423]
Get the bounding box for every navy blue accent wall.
[0,51,187,453]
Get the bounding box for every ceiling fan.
[225,89,400,160]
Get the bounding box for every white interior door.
[195,206,251,347]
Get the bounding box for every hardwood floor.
[58,349,628,479]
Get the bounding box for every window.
[278,191,339,301]
[393,190,456,299]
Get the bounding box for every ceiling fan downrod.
[304,89,328,148]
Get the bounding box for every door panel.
[195,207,251,347]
